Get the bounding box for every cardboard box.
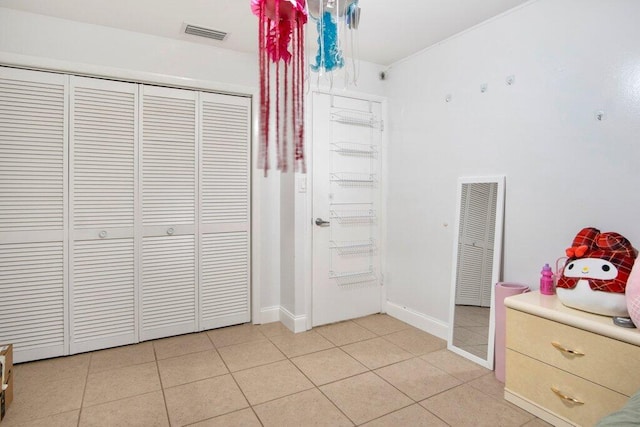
[0,344,13,422]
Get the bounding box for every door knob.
[315,218,330,227]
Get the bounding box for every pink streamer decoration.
[252,0,307,174]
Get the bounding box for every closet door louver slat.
[141,235,196,338]
[0,242,64,358]
[0,76,65,236]
[201,231,249,328]
[201,97,249,225]
[140,86,197,340]
[71,239,135,344]
[199,93,250,330]
[0,68,67,363]
[69,77,138,353]
[142,91,196,227]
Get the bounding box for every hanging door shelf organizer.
[328,104,380,286]
[330,239,377,256]
[330,142,377,157]
[329,269,377,286]
[331,110,380,128]
[330,208,377,224]
[330,172,377,185]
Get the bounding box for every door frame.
[304,89,389,330]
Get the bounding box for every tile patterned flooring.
[2,314,551,426]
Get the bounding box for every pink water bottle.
[540,263,555,295]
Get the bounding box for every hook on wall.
[595,110,605,121]
[505,75,515,86]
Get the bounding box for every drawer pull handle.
[551,386,584,405]
[551,341,585,356]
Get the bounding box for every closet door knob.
[167,227,175,235]
[99,230,107,239]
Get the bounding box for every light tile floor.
[3,314,551,426]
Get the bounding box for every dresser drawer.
[506,349,628,426]
[507,308,640,396]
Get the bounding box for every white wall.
[0,7,258,88]
[385,0,640,334]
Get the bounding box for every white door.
[312,92,384,327]
[0,67,68,363]
[69,76,138,353]
[198,92,251,330]
[139,85,197,341]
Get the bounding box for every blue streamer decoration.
[346,1,360,29]
[311,11,344,72]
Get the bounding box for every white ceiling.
[0,0,531,65]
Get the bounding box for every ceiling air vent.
[184,24,228,41]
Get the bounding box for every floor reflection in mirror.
[453,305,490,359]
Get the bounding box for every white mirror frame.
[447,175,505,369]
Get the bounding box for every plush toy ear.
[571,227,600,251]
[596,232,636,257]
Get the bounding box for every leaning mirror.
[447,176,505,369]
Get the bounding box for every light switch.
[298,176,307,193]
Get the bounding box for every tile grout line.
[152,342,173,427]
[263,320,432,425]
[210,327,267,426]
[76,353,92,426]
[282,342,357,426]
[367,358,454,426]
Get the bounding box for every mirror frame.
[447,175,505,369]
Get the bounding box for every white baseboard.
[257,306,280,324]
[385,300,448,340]
[279,306,308,333]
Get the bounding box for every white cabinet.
[0,68,68,363]
[0,66,251,362]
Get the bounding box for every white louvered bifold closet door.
[0,67,68,363]
[455,183,497,307]
[140,86,197,341]
[199,93,251,330]
[69,76,138,353]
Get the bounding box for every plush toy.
[556,227,637,317]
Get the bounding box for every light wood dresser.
[504,291,640,426]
